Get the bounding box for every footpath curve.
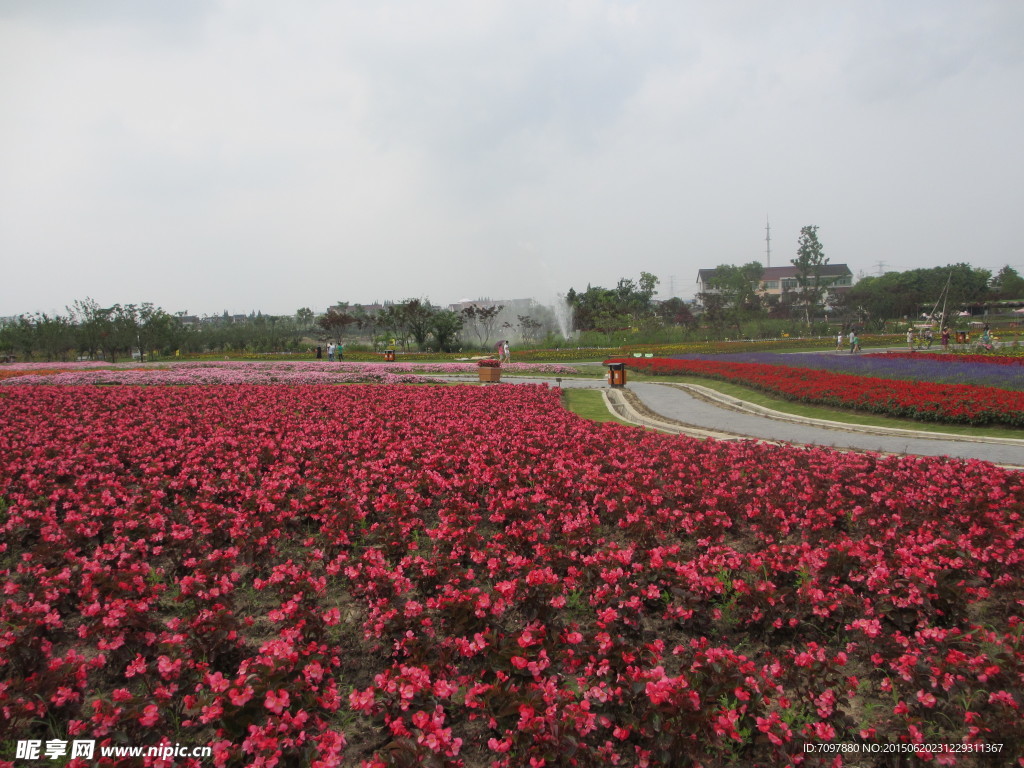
[609,381,1024,468]
[449,374,1024,469]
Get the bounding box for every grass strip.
[561,389,639,427]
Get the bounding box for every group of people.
[907,328,937,350]
[494,340,511,363]
[837,330,861,353]
[313,342,344,360]
[906,325,994,352]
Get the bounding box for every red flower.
[264,689,290,715]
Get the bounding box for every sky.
[2,0,1023,317]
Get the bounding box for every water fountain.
[548,293,575,341]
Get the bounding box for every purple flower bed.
[665,352,1024,392]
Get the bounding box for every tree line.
[694,226,1021,334]
[840,263,1023,329]
[0,298,565,362]
[5,252,1022,361]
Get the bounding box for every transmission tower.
[765,217,771,268]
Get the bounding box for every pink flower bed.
[0,361,578,387]
[1,384,1022,766]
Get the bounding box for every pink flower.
[349,688,375,712]
[139,704,160,726]
[264,689,290,715]
[228,686,254,707]
[156,655,182,681]
[989,690,1019,709]
[125,655,147,678]
[487,737,512,753]
[811,722,836,741]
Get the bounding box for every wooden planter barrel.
[478,367,502,383]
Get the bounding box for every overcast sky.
[2,1,1022,317]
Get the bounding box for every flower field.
[611,356,1024,428]
[1,383,1023,766]
[659,352,1024,392]
[868,353,1024,369]
[0,360,579,387]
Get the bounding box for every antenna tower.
[765,217,771,268]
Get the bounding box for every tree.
[401,299,437,350]
[516,314,543,345]
[839,264,991,325]
[698,262,763,334]
[566,272,661,332]
[31,313,76,361]
[105,304,142,363]
[460,304,504,348]
[317,305,358,342]
[990,266,1024,299]
[657,297,695,327]
[68,298,107,360]
[791,226,829,326]
[378,304,411,351]
[4,316,39,361]
[636,272,660,310]
[430,310,464,352]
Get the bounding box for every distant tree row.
[839,263,1020,329]
[0,297,566,361]
[694,225,1022,333]
[0,299,188,363]
[316,300,569,352]
[0,300,323,362]
[316,300,468,353]
[6,258,1022,361]
[566,272,695,333]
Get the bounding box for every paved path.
[620,382,1024,468]
[444,374,1024,468]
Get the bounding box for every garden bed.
[1,384,1022,765]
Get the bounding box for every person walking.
[907,328,914,350]
[315,345,322,360]
[327,342,335,362]
[849,331,860,354]
[337,341,344,360]
[836,331,844,351]
[979,327,993,351]
[502,340,510,363]
[941,327,950,351]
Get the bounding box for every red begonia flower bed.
[1,384,1022,766]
